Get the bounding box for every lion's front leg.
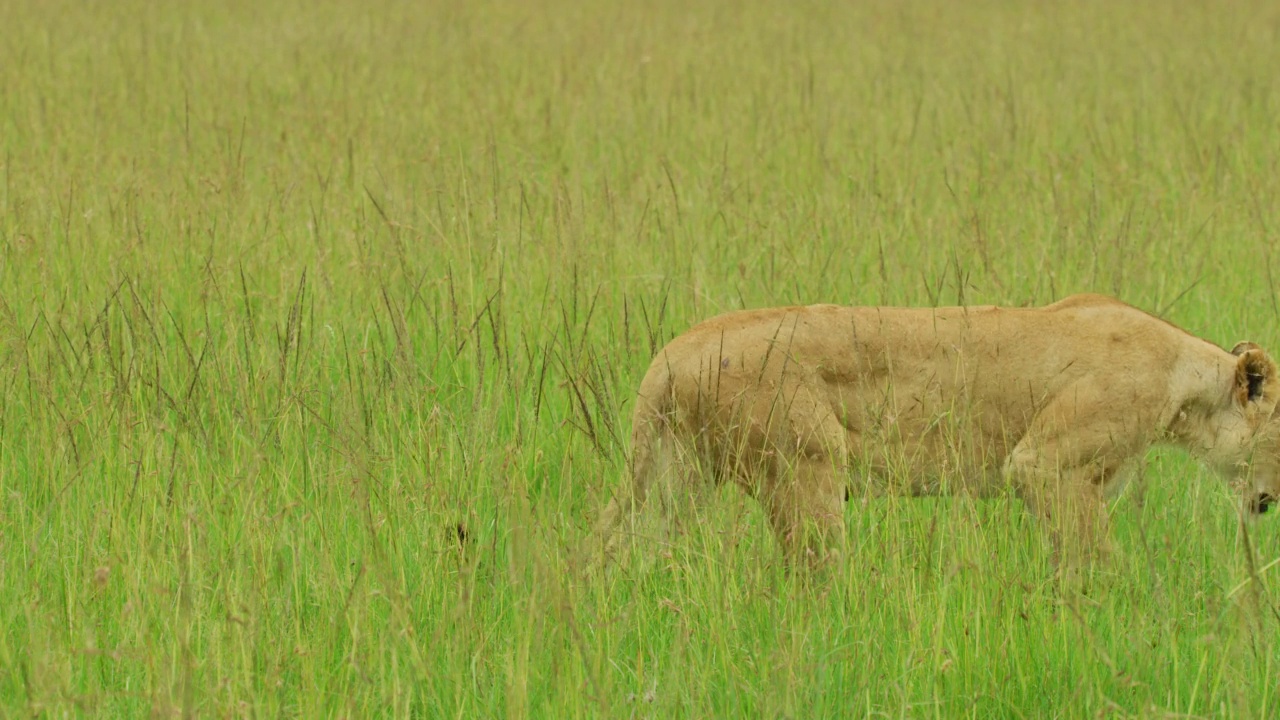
[1005,441,1118,574]
[1003,383,1154,578]
[1016,470,1111,572]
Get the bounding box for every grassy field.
[3,0,1280,715]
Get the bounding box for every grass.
[2,0,1280,715]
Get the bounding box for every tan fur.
[589,294,1280,568]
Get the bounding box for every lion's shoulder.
[1045,293,1133,311]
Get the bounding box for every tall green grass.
[2,0,1280,715]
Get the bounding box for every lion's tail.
[583,360,674,570]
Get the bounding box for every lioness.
[591,294,1280,567]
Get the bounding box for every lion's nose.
[1251,493,1276,514]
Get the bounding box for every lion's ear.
[1233,345,1280,415]
[1232,341,1263,356]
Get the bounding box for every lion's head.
[1226,341,1280,516]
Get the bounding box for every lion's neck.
[1164,352,1255,472]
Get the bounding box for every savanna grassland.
[3,0,1280,716]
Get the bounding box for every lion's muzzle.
[1250,493,1276,515]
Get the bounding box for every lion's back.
[635,295,1198,432]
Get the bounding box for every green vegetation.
[3,0,1280,715]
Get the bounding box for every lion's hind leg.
[585,417,714,570]
[762,454,847,570]
[754,385,849,570]
[585,417,666,569]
